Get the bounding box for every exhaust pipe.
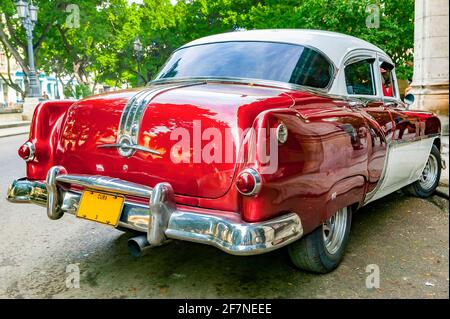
[128,235,152,257]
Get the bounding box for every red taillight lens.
[18,142,35,161]
[236,172,255,194]
[236,169,261,196]
[18,144,30,159]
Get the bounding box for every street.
[0,134,448,299]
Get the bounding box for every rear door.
[371,56,431,200]
[377,58,420,142]
[342,52,391,194]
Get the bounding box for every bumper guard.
[7,166,303,255]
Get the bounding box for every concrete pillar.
[411,0,449,134]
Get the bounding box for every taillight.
[236,168,261,196]
[18,141,35,162]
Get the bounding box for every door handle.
[384,102,397,108]
[348,100,367,108]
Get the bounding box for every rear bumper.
[7,166,303,256]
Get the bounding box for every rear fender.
[323,175,366,221]
[26,100,76,179]
[240,106,370,234]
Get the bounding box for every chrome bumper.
[6,166,303,256]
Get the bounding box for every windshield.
[155,41,333,89]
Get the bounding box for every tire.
[406,145,441,198]
[288,206,352,274]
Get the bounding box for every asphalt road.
[0,134,448,299]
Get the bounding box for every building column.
[411,0,449,134]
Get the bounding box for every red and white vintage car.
[7,30,444,273]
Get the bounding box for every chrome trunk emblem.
[97,82,202,158]
[97,136,162,157]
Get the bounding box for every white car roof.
[180,29,390,67]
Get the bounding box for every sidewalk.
[0,121,30,138]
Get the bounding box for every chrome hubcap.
[322,207,348,255]
[419,153,438,190]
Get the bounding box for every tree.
[231,0,415,79]
[1,0,415,98]
[1,0,141,95]
[135,0,415,82]
[0,0,58,97]
[0,40,24,98]
[39,0,139,92]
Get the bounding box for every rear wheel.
[288,206,352,273]
[406,145,441,198]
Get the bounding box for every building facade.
[1,49,72,107]
[0,49,20,108]
[411,0,449,134]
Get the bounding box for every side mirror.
[404,93,415,107]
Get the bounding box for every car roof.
[180,29,390,66]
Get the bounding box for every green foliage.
[1,0,415,92]
[63,83,91,99]
[233,0,415,79]
[74,83,92,99]
[138,0,415,81]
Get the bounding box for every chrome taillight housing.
[236,168,262,196]
[276,122,288,144]
[18,141,35,162]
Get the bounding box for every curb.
[436,185,449,199]
[436,190,449,200]
[0,121,31,129]
[0,126,30,139]
[0,131,29,139]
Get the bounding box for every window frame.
[377,57,400,102]
[338,50,383,102]
[343,57,378,97]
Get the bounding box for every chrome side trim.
[6,170,303,256]
[364,134,439,205]
[150,77,341,99]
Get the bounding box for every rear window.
[156,41,334,89]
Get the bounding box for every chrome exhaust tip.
[128,235,152,257]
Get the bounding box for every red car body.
[7,30,443,270]
[25,85,440,230]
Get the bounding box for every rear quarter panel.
[27,100,76,179]
[241,93,370,234]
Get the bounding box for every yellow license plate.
[77,190,124,227]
